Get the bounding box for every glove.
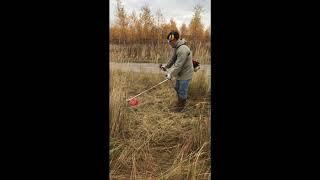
[159,64,167,71]
[165,73,172,80]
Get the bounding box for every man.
[160,31,194,112]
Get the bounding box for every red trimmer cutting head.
[129,97,139,107]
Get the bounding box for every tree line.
[110,0,210,45]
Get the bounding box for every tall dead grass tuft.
[110,43,211,64]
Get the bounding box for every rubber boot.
[174,98,187,112]
[171,97,187,112]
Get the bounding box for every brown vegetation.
[110,69,211,179]
[110,0,211,64]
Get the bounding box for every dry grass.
[110,68,211,180]
[109,43,211,64]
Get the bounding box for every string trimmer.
[126,79,169,106]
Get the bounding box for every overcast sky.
[110,0,211,29]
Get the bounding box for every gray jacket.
[165,39,194,80]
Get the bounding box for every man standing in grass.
[160,31,194,112]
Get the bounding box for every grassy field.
[109,42,211,64]
[109,68,211,179]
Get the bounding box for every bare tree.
[180,23,188,39]
[169,18,178,32]
[189,4,205,44]
[155,9,165,44]
[139,4,154,43]
[115,0,129,44]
